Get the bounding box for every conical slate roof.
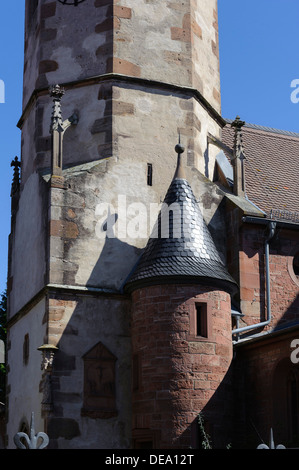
[124,145,237,294]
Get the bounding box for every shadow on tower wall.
[46,231,142,449]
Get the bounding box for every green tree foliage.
[198,413,212,449]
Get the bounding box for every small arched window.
[288,252,299,287]
[273,359,299,447]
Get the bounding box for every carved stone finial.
[50,84,65,101]
[231,115,245,130]
[50,85,65,133]
[231,116,246,196]
[10,156,21,196]
[231,116,246,157]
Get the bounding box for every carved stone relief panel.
[81,342,117,419]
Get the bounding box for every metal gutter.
[233,321,299,349]
[242,216,299,231]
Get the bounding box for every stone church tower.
[6,0,235,448]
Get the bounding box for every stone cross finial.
[173,134,186,180]
[231,116,246,196]
[10,156,21,196]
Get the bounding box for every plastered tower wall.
[7,0,227,448]
[20,0,222,185]
[23,0,221,108]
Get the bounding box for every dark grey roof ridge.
[225,119,299,138]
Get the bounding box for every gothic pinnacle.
[10,156,21,196]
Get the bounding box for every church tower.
[6,0,232,448]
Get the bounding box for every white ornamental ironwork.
[257,428,286,449]
[13,413,49,449]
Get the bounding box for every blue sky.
[0,1,298,294]
[218,0,299,130]
[0,2,25,295]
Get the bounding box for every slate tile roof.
[124,158,238,294]
[222,121,299,220]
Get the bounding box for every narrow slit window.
[147,163,153,186]
[196,304,208,338]
[23,333,29,365]
[132,354,139,391]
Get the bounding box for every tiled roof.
[124,154,237,294]
[222,121,299,219]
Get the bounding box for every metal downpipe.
[233,221,277,339]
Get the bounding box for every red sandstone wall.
[131,283,233,449]
[225,204,299,334]
[239,225,299,331]
[234,328,299,448]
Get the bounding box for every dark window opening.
[147,163,153,186]
[288,373,299,442]
[293,253,299,278]
[23,334,29,366]
[196,304,208,338]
